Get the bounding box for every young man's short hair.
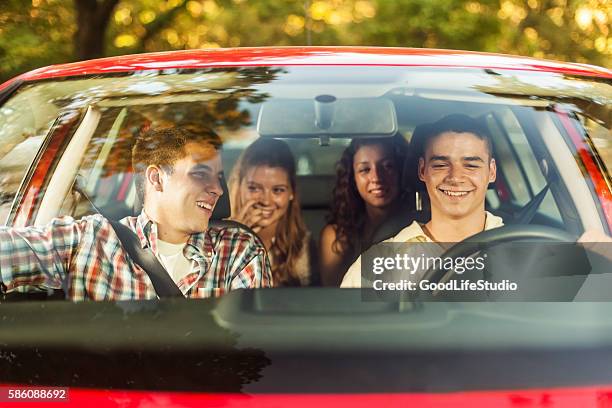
[413,114,494,160]
[132,126,222,201]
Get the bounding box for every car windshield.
[1,66,609,227]
[0,65,611,392]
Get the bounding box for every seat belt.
[514,170,557,225]
[108,220,184,298]
[72,179,184,298]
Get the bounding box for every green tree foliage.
[356,0,501,51]
[0,0,75,81]
[0,0,609,84]
[496,0,611,65]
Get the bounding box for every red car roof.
[1,47,610,93]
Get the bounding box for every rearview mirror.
[257,97,398,138]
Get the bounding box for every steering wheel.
[420,224,578,285]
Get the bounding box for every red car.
[0,47,611,407]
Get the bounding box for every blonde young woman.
[228,138,314,286]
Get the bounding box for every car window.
[0,83,69,224]
[22,72,588,226]
[0,66,609,292]
[581,114,611,173]
[484,108,563,225]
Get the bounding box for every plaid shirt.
[0,211,272,300]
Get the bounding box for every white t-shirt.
[340,211,504,288]
[156,239,193,285]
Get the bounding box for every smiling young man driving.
[416,115,502,243]
[0,127,272,300]
[341,114,504,287]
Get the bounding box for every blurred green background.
[0,0,610,83]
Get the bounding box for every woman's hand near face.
[232,199,266,233]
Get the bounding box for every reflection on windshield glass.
[0,299,270,391]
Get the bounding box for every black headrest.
[404,124,432,192]
[209,219,259,237]
[211,176,231,220]
[365,208,430,250]
[133,188,143,215]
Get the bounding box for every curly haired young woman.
[319,134,410,286]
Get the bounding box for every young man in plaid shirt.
[0,127,273,300]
